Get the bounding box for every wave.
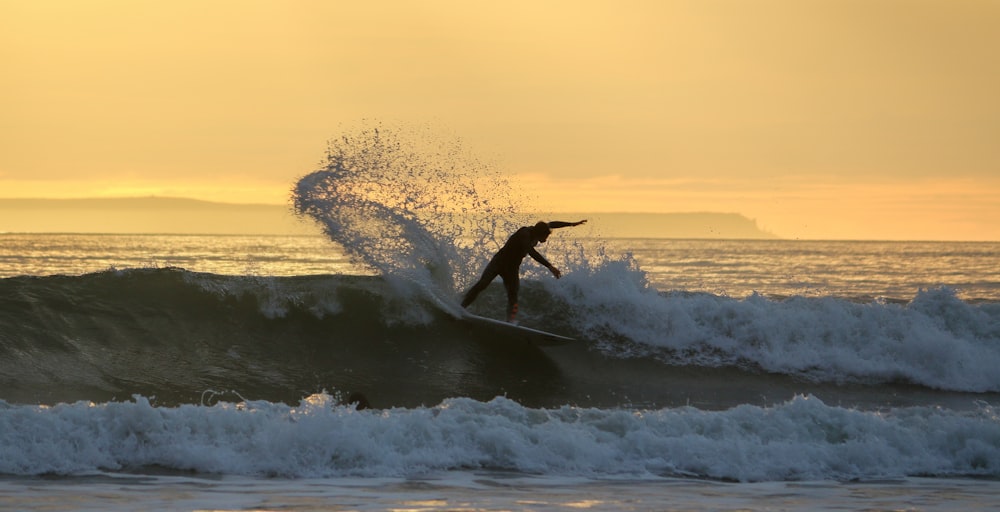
[549,263,1000,393]
[2,393,998,481]
[2,268,999,410]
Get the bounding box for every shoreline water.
[3,472,999,511]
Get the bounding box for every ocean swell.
[2,269,1000,407]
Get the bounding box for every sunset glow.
[2,1,998,240]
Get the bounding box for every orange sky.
[2,1,998,240]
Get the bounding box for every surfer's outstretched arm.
[547,220,587,229]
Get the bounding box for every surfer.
[461,220,587,322]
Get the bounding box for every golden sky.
[2,0,998,240]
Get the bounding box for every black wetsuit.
[461,226,552,318]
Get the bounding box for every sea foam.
[543,256,1000,392]
[1,394,998,482]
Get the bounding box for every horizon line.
[2,196,996,243]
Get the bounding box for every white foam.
[1,394,998,482]
[546,260,1000,392]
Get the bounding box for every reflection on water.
[0,234,363,278]
[607,238,1000,302]
[2,234,998,302]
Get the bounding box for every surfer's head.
[532,221,552,243]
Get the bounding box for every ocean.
[3,129,1000,510]
[2,232,999,510]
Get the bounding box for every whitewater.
[2,125,999,510]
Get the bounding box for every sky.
[2,0,998,241]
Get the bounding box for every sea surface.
[4,128,1000,509]
[2,232,999,510]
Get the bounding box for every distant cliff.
[0,197,312,235]
[570,212,777,239]
[1,198,777,238]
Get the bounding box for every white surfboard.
[461,312,576,346]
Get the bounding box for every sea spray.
[292,123,531,309]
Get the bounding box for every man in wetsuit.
[461,219,587,322]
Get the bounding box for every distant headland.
[0,197,778,239]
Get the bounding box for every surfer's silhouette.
[461,220,587,322]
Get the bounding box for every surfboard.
[461,312,576,346]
